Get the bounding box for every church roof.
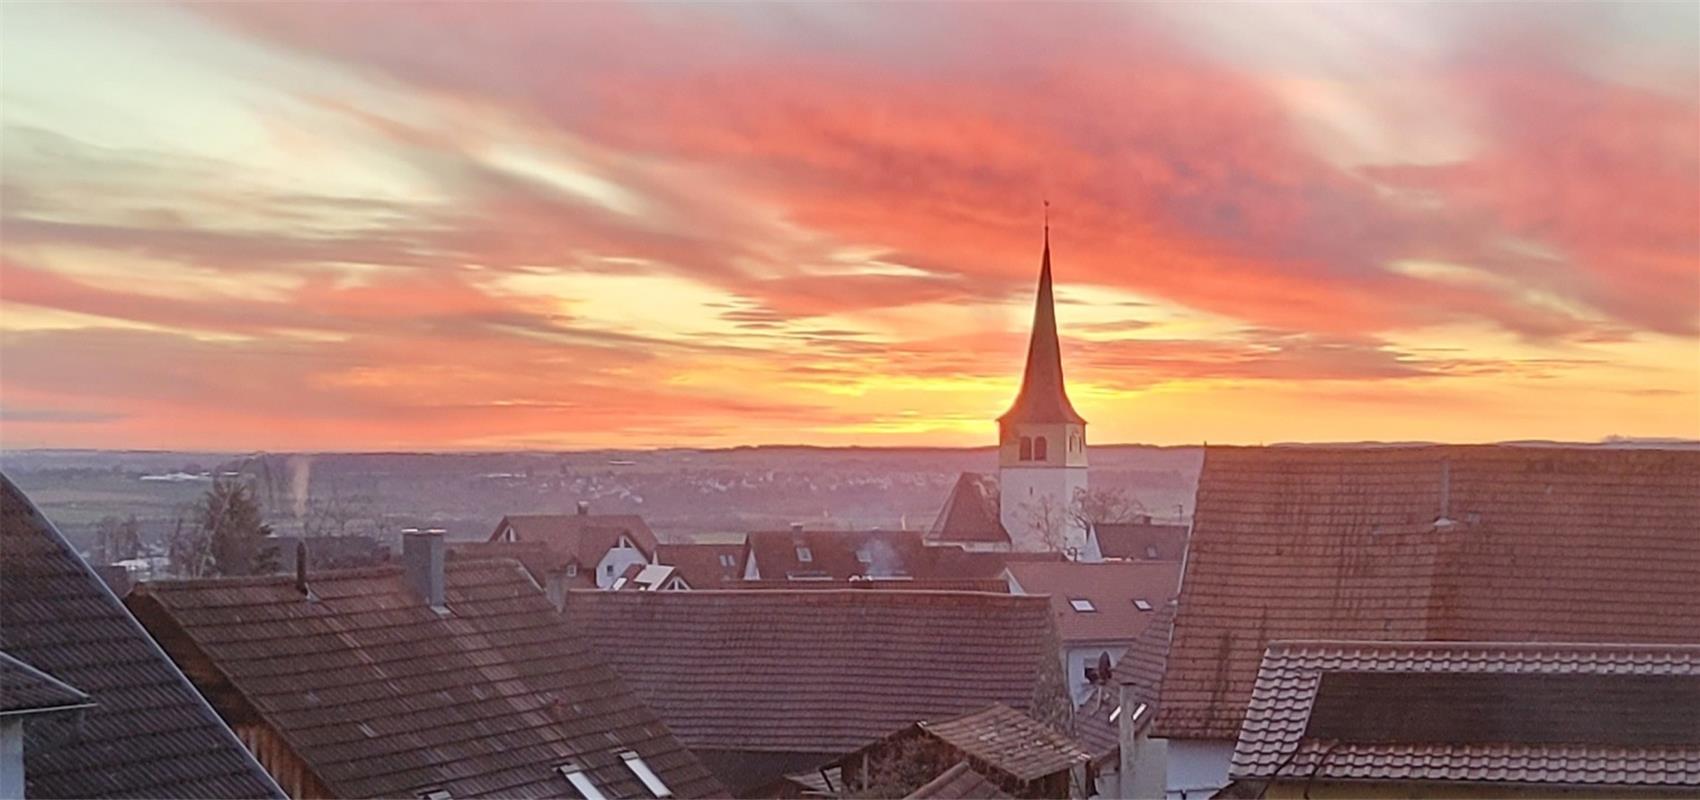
[1000,230,1085,425]
[928,472,1011,545]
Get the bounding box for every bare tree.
[1069,486,1146,532]
[169,477,275,576]
[92,514,143,565]
[302,482,373,538]
[166,506,213,578]
[1017,493,1072,553]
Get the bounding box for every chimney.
[790,522,804,534]
[576,501,590,516]
[403,529,446,610]
[295,540,309,595]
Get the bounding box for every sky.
[1,2,1697,451]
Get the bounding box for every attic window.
[419,790,452,800]
[718,554,736,568]
[1144,545,1159,559]
[1069,598,1096,612]
[1134,599,1154,611]
[796,546,813,563]
[855,548,873,564]
[620,751,674,798]
[557,762,608,800]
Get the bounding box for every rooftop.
[928,472,1010,546]
[1156,445,1700,741]
[0,650,94,716]
[1232,640,1700,789]
[128,559,721,799]
[919,704,1092,783]
[1005,560,1182,644]
[491,510,659,561]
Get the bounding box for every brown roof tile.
[129,559,722,799]
[921,704,1092,782]
[491,512,659,562]
[1093,519,1188,562]
[744,529,934,581]
[905,761,1015,800]
[928,473,1010,545]
[1156,445,1700,741]
[562,590,1064,755]
[654,542,744,588]
[0,473,283,799]
[1006,561,1181,645]
[1231,641,1700,788]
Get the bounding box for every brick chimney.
[577,500,590,516]
[403,529,446,610]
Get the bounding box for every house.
[739,527,932,582]
[0,472,283,799]
[928,473,1011,552]
[1145,445,1700,799]
[1004,560,1183,703]
[489,502,658,588]
[1227,641,1700,797]
[653,542,745,588]
[1091,518,1187,562]
[834,704,1093,799]
[126,531,723,799]
[562,589,1067,796]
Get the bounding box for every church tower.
[998,223,1089,554]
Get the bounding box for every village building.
[1227,641,1700,797]
[653,542,745,588]
[487,502,658,588]
[1113,601,1178,800]
[1133,445,1700,799]
[1003,560,1184,704]
[562,589,1069,797]
[126,531,722,799]
[833,704,1093,799]
[0,474,283,799]
[739,527,933,582]
[927,473,1011,552]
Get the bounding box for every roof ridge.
[1267,639,1700,654]
[140,563,403,589]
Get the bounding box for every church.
[929,227,1093,557]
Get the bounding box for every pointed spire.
[1000,209,1085,425]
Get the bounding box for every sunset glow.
[2,2,1696,450]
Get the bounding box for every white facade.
[1160,739,1233,800]
[595,536,650,589]
[1000,464,1089,554]
[1,718,22,800]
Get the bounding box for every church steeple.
[999,219,1085,425]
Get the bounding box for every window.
[1069,598,1096,612]
[1134,599,1154,611]
[719,554,737,568]
[558,763,608,800]
[605,564,614,576]
[796,546,813,563]
[566,563,578,577]
[620,751,674,798]
[420,790,451,800]
[1034,436,1048,460]
[503,526,517,543]
[855,548,873,564]
[616,535,634,549]
[1145,545,1159,559]
[1019,436,1033,460]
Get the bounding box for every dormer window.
[620,751,674,798]
[796,546,813,563]
[503,526,517,542]
[557,762,608,800]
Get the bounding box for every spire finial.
[1043,199,1050,244]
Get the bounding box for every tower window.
[1019,436,1033,460]
[1034,436,1048,461]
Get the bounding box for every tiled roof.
[128,559,722,799]
[928,473,1010,545]
[1072,684,1121,760]
[1232,641,1700,788]
[562,590,1064,755]
[448,539,592,589]
[654,542,744,587]
[0,650,93,715]
[744,528,933,581]
[1093,519,1188,561]
[905,761,1015,799]
[921,704,1092,782]
[492,512,659,561]
[1005,561,1182,644]
[999,235,1085,425]
[1113,601,1177,734]
[0,472,283,799]
[736,577,1012,593]
[1157,445,1700,741]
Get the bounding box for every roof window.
[1069,598,1096,612]
[558,762,608,800]
[1134,599,1154,611]
[621,750,674,798]
[719,554,737,568]
[796,546,813,562]
[419,790,452,800]
[855,548,873,564]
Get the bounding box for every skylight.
[719,553,736,568]
[419,790,452,800]
[558,763,608,800]
[1069,598,1096,612]
[1134,599,1153,611]
[621,751,674,798]
[796,546,813,562]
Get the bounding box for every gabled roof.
[613,562,682,590]
[654,542,743,588]
[744,528,932,581]
[1005,561,1182,644]
[920,704,1092,782]
[491,511,659,561]
[905,761,1015,800]
[1093,518,1188,562]
[928,473,1010,545]
[128,559,723,799]
[0,472,283,799]
[0,651,94,716]
[1232,641,1700,789]
[999,231,1084,426]
[563,590,1063,755]
[1156,445,1700,741]
[448,539,593,589]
